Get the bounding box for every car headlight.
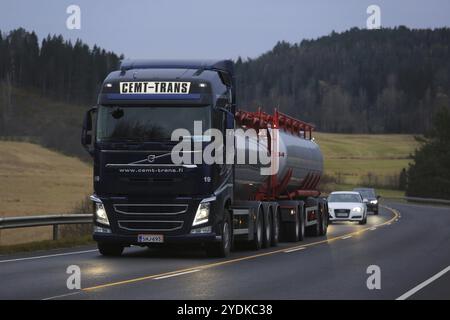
[193,202,210,226]
[370,200,378,204]
[95,202,110,226]
[351,206,362,213]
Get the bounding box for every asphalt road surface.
[0,201,449,300]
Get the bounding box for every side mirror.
[81,107,96,156]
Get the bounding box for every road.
[0,201,449,300]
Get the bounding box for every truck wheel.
[271,209,280,246]
[319,204,328,236]
[98,243,124,256]
[206,212,232,258]
[262,209,272,248]
[306,207,320,237]
[251,208,263,250]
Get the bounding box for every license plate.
[137,234,164,243]
[336,212,348,217]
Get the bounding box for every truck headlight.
[370,200,378,205]
[95,202,110,226]
[193,202,210,226]
[352,207,362,213]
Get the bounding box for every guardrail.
[382,196,450,205]
[0,214,93,240]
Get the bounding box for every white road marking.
[42,291,81,300]
[0,249,98,263]
[396,265,450,300]
[284,247,306,253]
[341,235,352,240]
[370,227,377,231]
[154,269,200,280]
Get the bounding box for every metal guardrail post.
[53,225,59,241]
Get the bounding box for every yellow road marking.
[83,205,399,292]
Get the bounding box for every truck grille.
[118,220,184,232]
[114,203,188,215]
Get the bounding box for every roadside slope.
[0,141,91,245]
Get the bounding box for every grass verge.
[0,235,94,256]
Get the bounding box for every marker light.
[199,83,207,88]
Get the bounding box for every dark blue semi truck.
[82,60,328,257]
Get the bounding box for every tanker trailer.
[231,109,328,249]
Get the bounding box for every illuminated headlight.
[193,202,210,226]
[370,200,378,205]
[352,207,363,213]
[95,202,110,226]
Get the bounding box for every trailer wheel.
[271,208,280,246]
[298,207,305,241]
[319,204,328,236]
[251,208,263,250]
[284,210,302,242]
[306,207,321,237]
[262,208,272,248]
[98,243,124,257]
[206,211,232,258]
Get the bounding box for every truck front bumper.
[93,231,220,246]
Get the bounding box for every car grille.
[334,209,350,217]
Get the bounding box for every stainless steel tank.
[234,127,323,200]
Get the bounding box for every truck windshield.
[96,105,211,142]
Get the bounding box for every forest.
[235,27,450,133]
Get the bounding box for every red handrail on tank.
[235,108,315,138]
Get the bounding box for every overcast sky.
[1,0,449,60]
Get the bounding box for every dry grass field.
[315,132,419,197]
[0,141,92,245]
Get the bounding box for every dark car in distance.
[353,188,380,215]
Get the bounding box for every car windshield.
[328,194,362,203]
[355,189,376,199]
[96,105,211,142]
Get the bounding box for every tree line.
[235,27,450,134]
[406,107,450,199]
[0,28,122,104]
